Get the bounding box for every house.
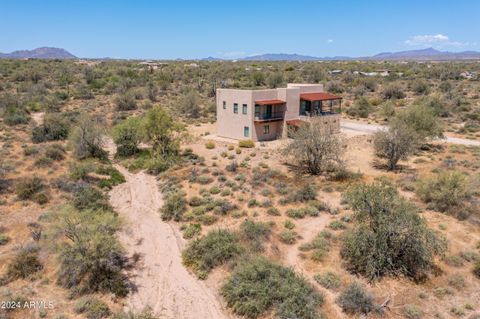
[216,83,342,141]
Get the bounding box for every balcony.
[254,111,285,122]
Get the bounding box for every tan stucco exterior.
[216,83,341,142]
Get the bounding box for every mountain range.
[238,48,480,61]
[1,47,480,61]
[0,47,77,59]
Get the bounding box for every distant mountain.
[0,47,76,59]
[230,48,480,61]
[369,48,480,61]
[202,56,224,61]
[242,53,322,61]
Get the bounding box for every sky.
[0,0,479,59]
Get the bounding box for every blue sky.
[1,0,479,59]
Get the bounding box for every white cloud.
[327,39,334,43]
[404,34,475,48]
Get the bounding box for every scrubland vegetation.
[1,58,480,318]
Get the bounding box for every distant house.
[460,71,478,80]
[328,70,343,75]
[138,61,167,70]
[216,83,342,141]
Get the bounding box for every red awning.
[300,92,342,101]
[255,99,286,105]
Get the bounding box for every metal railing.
[254,111,285,121]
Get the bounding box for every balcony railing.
[254,111,285,121]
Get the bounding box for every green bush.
[160,191,187,221]
[182,229,242,279]
[416,170,471,215]
[279,229,297,245]
[286,208,306,219]
[403,304,423,319]
[337,282,374,314]
[382,84,405,100]
[32,113,69,143]
[205,141,215,149]
[341,180,446,280]
[238,140,255,148]
[182,223,202,239]
[4,246,43,282]
[346,97,372,118]
[45,144,66,161]
[15,176,45,201]
[314,271,341,290]
[3,107,30,125]
[72,184,111,211]
[240,219,271,252]
[221,257,323,319]
[115,92,137,111]
[74,296,111,319]
[69,113,107,160]
[113,116,142,157]
[56,207,129,296]
[474,260,480,278]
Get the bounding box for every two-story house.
[216,83,342,141]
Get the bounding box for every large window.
[233,103,238,114]
[223,101,226,109]
[242,104,248,114]
[263,125,270,135]
[244,126,249,137]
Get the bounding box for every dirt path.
[341,120,480,146]
[107,154,231,318]
[284,214,347,319]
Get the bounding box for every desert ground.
[1,59,480,319]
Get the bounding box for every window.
[263,125,270,135]
[242,104,248,114]
[254,104,260,115]
[244,126,249,137]
[223,101,226,109]
[233,103,238,114]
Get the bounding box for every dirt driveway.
[109,164,231,318]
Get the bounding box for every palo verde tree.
[341,179,446,281]
[282,119,344,175]
[69,113,108,160]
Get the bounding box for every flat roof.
[300,92,342,101]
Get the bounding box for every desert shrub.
[283,119,343,175]
[347,97,372,118]
[115,92,137,111]
[314,271,341,290]
[113,116,142,157]
[74,296,111,319]
[34,156,54,167]
[95,165,125,189]
[326,80,344,93]
[70,113,107,160]
[382,84,405,99]
[160,191,187,221]
[412,80,430,95]
[179,90,201,118]
[72,184,111,211]
[31,113,69,143]
[3,245,43,282]
[55,207,129,296]
[238,139,255,148]
[403,304,423,319]
[182,223,202,239]
[341,180,446,280]
[45,144,66,161]
[221,257,323,319]
[393,103,444,141]
[0,233,10,245]
[416,170,471,215]
[329,220,346,230]
[142,106,183,163]
[15,176,45,201]
[337,282,374,314]
[240,219,271,252]
[374,120,419,170]
[112,309,159,319]
[3,107,30,125]
[205,141,215,149]
[474,261,480,278]
[195,175,213,185]
[286,208,306,219]
[302,231,331,262]
[279,229,297,244]
[182,229,242,279]
[266,207,280,216]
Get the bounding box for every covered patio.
[299,92,342,116]
[254,99,286,122]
